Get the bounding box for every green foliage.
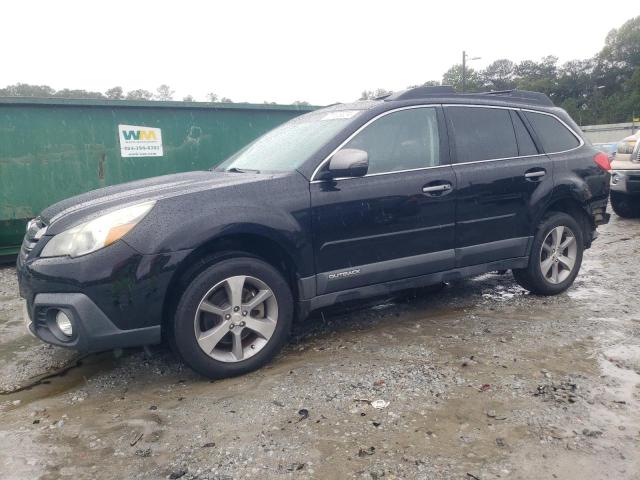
[105,86,124,100]
[53,89,104,99]
[442,64,482,92]
[359,88,393,100]
[125,89,153,101]
[0,83,55,97]
[154,84,174,101]
[482,59,516,91]
[432,16,640,124]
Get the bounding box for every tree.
[599,16,640,71]
[481,59,516,90]
[105,86,124,100]
[206,92,218,102]
[594,15,640,109]
[155,84,174,101]
[292,100,309,105]
[0,83,55,97]
[514,55,558,80]
[554,59,594,104]
[219,97,233,103]
[125,89,153,100]
[53,89,105,99]
[406,80,441,89]
[513,56,559,95]
[182,94,195,102]
[359,88,392,100]
[442,64,481,92]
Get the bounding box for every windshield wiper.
[226,167,260,174]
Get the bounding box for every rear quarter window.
[524,111,580,153]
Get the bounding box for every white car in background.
[610,132,640,217]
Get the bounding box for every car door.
[444,105,554,267]
[310,106,457,295]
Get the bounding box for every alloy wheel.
[539,226,578,284]
[194,275,278,362]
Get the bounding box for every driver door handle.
[422,182,453,196]
[524,168,546,180]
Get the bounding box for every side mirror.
[327,149,368,179]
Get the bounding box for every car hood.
[40,170,283,234]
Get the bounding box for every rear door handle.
[524,169,546,181]
[422,183,453,195]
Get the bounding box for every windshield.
[216,110,362,172]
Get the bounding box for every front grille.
[21,217,47,255]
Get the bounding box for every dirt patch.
[0,215,639,479]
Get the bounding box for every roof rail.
[383,86,553,107]
[479,89,554,106]
[385,86,456,101]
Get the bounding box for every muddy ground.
[0,215,639,480]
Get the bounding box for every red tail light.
[594,152,611,172]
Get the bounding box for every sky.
[1,0,638,105]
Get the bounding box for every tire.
[512,212,584,295]
[172,256,293,379]
[610,191,640,218]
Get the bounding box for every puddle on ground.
[600,343,640,404]
[1,351,123,408]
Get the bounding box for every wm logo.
[122,129,157,141]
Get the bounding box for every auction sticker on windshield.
[321,111,360,120]
[118,124,163,157]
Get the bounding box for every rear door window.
[445,106,518,162]
[523,111,580,153]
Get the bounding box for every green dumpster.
[0,97,316,257]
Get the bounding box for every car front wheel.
[172,256,293,379]
[513,212,584,295]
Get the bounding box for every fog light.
[55,310,73,337]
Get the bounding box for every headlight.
[617,140,636,155]
[40,201,155,258]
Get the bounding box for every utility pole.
[461,51,480,93]
[462,51,466,93]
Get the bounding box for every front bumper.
[611,169,640,195]
[26,293,161,351]
[17,239,191,353]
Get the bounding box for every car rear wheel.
[513,212,584,295]
[610,191,640,218]
[172,256,293,379]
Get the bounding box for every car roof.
[319,86,556,114]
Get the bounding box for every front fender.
[123,172,313,275]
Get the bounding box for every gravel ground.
[0,214,638,480]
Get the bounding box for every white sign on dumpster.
[118,124,163,157]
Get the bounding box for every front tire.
[610,191,640,218]
[172,256,293,379]
[513,212,584,295]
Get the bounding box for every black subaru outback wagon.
[17,86,611,378]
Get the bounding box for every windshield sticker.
[118,124,163,157]
[321,111,360,120]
